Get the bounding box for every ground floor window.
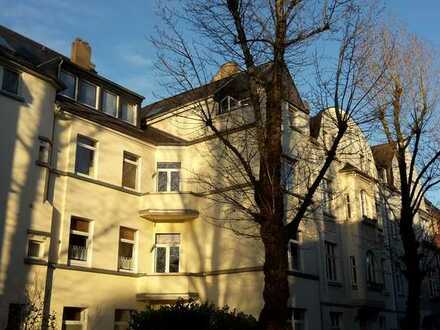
[292,308,306,330]
[329,312,342,330]
[114,309,133,330]
[62,307,86,330]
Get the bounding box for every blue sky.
[2,0,440,104]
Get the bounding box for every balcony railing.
[119,256,134,270]
[69,245,87,261]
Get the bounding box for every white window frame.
[68,217,92,267]
[59,70,77,100]
[218,95,239,114]
[156,162,181,192]
[154,233,181,273]
[26,238,45,259]
[120,100,137,125]
[75,135,97,178]
[63,307,87,329]
[292,308,307,330]
[329,312,342,330]
[122,152,139,191]
[118,227,137,272]
[349,256,358,287]
[102,89,119,117]
[325,241,338,282]
[321,179,332,215]
[288,232,301,271]
[360,190,368,218]
[78,79,99,109]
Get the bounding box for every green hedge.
[130,299,259,330]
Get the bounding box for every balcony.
[139,192,200,222]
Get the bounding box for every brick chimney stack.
[71,38,95,71]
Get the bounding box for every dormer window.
[102,90,118,117]
[78,80,98,109]
[218,96,238,114]
[120,100,136,125]
[60,70,76,99]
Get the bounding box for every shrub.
[129,299,259,330]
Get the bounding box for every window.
[379,316,386,330]
[120,100,136,124]
[292,308,306,330]
[329,312,342,330]
[122,152,139,190]
[366,251,376,283]
[6,303,24,330]
[345,194,351,220]
[68,217,90,264]
[395,263,404,294]
[157,162,181,192]
[429,272,440,298]
[114,309,133,330]
[1,67,19,95]
[27,240,42,258]
[78,80,97,108]
[289,232,301,271]
[325,242,338,281]
[60,71,76,99]
[349,256,358,287]
[118,227,136,271]
[381,258,386,287]
[360,190,368,218]
[102,90,118,117]
[218,96,238,114]
[155,233,180,273]
[38,138,51,164]
[321,179,332,214]
[62,307,86,330]
[75,135,96,177]
[282,160,295,192]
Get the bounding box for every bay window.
[155,233,180,273]
[157,162,181,192]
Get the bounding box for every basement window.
[62,307,86,330]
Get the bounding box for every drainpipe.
[41,58,63,330]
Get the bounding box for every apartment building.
[0,25,438,330]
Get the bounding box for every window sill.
[118,268,136,273]
[24,257,48,266]
[68,259,90,267]
[328,281,343,288]
[0,89,25,103]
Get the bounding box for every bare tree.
[148,1,383,329]
[366,26,440,330]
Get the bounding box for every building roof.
[0,25,143,99]
[371,142,396,168]
[59,99,186,146]
[142,63,306,120]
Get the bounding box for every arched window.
[360,190,368,218]
[366,251,376,283]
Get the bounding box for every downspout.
[42,58,63,330]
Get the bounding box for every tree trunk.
[403,267,422,330]
[259,219,289,330]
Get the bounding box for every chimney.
[71,38,95,71]
[212,61,240,81]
